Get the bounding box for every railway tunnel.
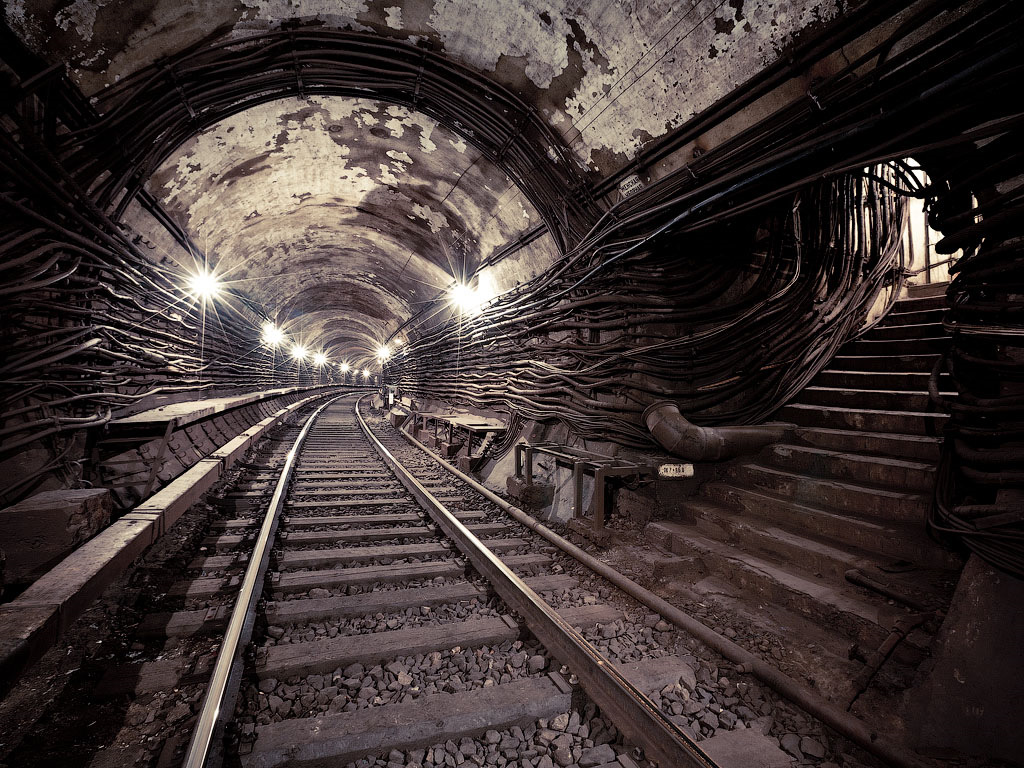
[1,2,1022,767]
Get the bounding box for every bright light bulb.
[291,344,307,361]
[340,362,350,373]
[261,322,285,347]
[188,269,221,300]
[376,344,391,361]
[362,368,370,378]
[450,282,481,315]
[313,352,328,367]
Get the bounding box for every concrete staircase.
[646,283,964,687]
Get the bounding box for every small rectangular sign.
[618,173,645,199]
[658,463,694,479]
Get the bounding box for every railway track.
[170,393,715,768]
[0,392,926,768]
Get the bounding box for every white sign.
[618,173,645,199]
[658,463,694,479]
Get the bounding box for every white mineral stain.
[384,6,402,29]
[386,150,413,164]
[55,0,105,39]
[411,203,448,233]
[428,0,570,89]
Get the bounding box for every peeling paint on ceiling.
[147,95,552,359]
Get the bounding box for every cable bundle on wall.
[387,166,908,446]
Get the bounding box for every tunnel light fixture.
[362,368,370,378]
[313,352,328,367]
[261,322,285,348]
[449,282,481,315]
[376,344,391,362]
[188,268,221,301]
[291,344,308,361]
[340,362,351,373]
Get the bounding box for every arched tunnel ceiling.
[144,96,548,358]
[6,0,842,363]
[8,0,839,169]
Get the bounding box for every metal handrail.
[183,393,346,768]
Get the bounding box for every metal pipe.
[642,400,790,461]
[397,422,933,768]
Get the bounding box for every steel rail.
[353,395,718,768]
[183,393,348,768]
[391,406,935,768]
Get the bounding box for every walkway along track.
[183,393,718,768]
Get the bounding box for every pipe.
[642,400,791,460]
[397,422,932,768]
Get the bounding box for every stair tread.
[686,498,880,569]
[651,523,895,627]
[737,462,928,500]
[801,385,953,396]
[705,481,929,535]
[781,403,947,419]
[794,426,941,444]
[769,443,935,472]
[864,321,944,335]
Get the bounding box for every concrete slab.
[242,674,570,768]
[909,555,1024,763]
[699,727,795,768]
[0,489,111,584]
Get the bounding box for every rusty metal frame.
[514,442,658,538]
[357,397,717,768]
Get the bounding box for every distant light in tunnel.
[261,322,285,347]
[376,344,391,362]
[291,344,308,361]
[313,352,328,367]
[340,362,351,373]
[449,282,481,315]
[187,269,221,301]
[362,368,370,378]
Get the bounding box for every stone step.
[879,307,945,327]
[892,293,947,312]
[811,370,950,392]
[776,403,947,436]
[272,554,550,595]
[278,538,528,570]
[242,675,572,768]
[762,444,936,492]
[907,281,949,298]
[795,386,938,412]
[265,575,578,625]
[701,483,960,569]
[645,523,905,651]
[257,604,622,680]
[825,354,939,373]
[846,336,950,357]
[727,463,929,522]
[792,426,941,462]
[685,499,881,582]
[863,321,946,340]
